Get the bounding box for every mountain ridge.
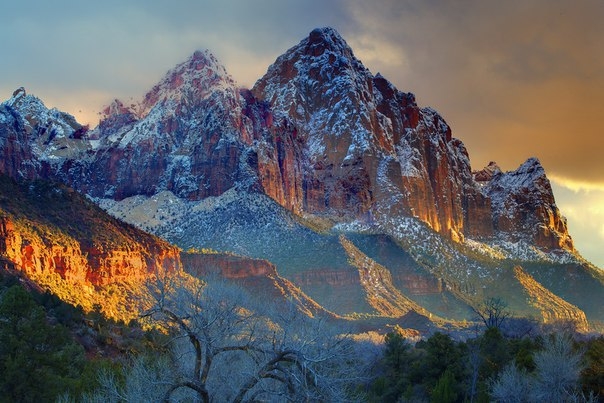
[1,27,602,331]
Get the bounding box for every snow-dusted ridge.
[2,27,602,327]
[1,87,90,161]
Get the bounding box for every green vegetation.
[367,327,602,402]
[0,271,168,402]
[0,284,88,401]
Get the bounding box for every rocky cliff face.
[182,252,277,279]
[0,175,181,318]
[475,158,574,251]
[252,27,493,243]
[0,214,178,286]
[249,28,573,252]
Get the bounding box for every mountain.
[252,27,480,242]
[1,27,602,332]
[477,158,574,250]
[69,49,253,201]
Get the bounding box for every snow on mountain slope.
[252,27,491,243]
[1,87,89,162]
[1,27,601,329]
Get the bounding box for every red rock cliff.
[479,158,574,251]
[0,176,181,294]
[252,27,492,241]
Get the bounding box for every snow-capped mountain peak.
[1,87,85,146]
[485,157,574,252]
[97,49,239,125]
[137,49,238,119]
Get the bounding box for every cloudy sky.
[2,0,603,267]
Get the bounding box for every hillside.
[0,174,180,321]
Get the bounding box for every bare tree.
[529,334,584,402]
[472,297,510,329]
[79,355,181,403]
[490,363,531,403]
[134,274,366,402]
[490,334,595,403]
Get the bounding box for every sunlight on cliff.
[513,266,589,332]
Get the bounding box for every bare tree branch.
[472,297,510,329]
[135,275,368,401]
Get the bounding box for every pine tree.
[0,285,86,402]
[431,369,457,403]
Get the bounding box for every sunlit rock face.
[479,158,575,251]
[239,89,306,214]
[0,220,179,286]
[0,176,181,289]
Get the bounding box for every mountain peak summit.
[303,26,355,61]
[252,26,370,121]
[136,49,237,118]
[308,27,347,46]
[4,87,28,108]
[186,49,226,73]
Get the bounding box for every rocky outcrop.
[182,252,277,279]
[473,161,501,182]
[181,251,336,318]
[513,266,588,331]
[481,158,574,251]
[392,274,443,295]
[0,175,181,290]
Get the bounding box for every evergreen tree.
[423,333,464,391]
[0,285,86,402]
[431,369,458,403]
[581,336,604,398]
[479,327,511,381]
[373,330,414,401]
